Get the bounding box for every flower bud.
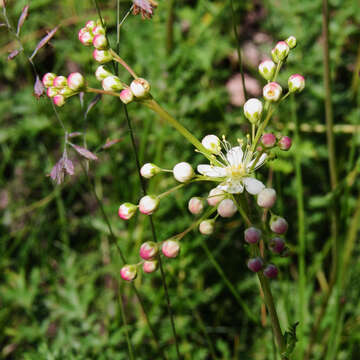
[85,20,96,30]
[217,199,237,218]
[120,265,137,281]
[119,88,134,104]
[288,74,305,93]
[130,78,151,98]
[118,202,137,220]
[271,48,280,63]
[162,240,180,258]
[278,136,292,151]
[93,25,105,35]
[173,162,194,183]
[93,34,108,50]
[102,76,123,92]
[46,87,58,98]
[42,72,56,88]
[273,41,290,61]
[258,59,276,81]
[143,260,158,273]
[53,95,65,107]
[247,257,263,272]
[140,163,161,179]
[139,195,159,215]
[244,227,261,244]
[207,188,225,206]
[201,135,221,155]
[79,30,94,46]
[188,197,204,215]
[270,216,288,234]
[139,241,158,260]
[67,72,85,91]
[59,87,74,98]
[53,76,67,89]
[95,65,113,81]
[263,82,282,102]
[260,133,276,148]
[199,219,215,235]
[264,264,278,279]
[269,237,285,254]
[257,188,276,208]
[285,36,297,49]
[243,98,263,124]
[93,49,112,64]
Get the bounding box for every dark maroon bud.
[269,237,285,254]
[264,264,278,279]
[247,257,263,272]
[244,227,262,244]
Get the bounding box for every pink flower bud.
[261,133,276,148]
[140,241,158,260]
[120,264,137,281]
[93,34,108,50]
[67,72,85,91]
[93,25,105,35]
[53,95,65,107]
[139,195,159,215]
[79,30,94,46]
[140,163,161,179]
[188,197,204,215]
[93,49,112,64]
[162,240,180,258]
[288,74,305,93]
[244,227,261,244]
[273,41,290,61]
[264,264,278,279]
[257,188,276,208]
[119,88,134,104]
[247,257,263,272]
[269,237,285,254]
[173,162,194,183]
[143,260,158,273]
[42,72,56,88]
[130,78,151,98]
[285,36,297,49]
[278,136,292,151]
[199,220,214,235]
[85,20,96,30]
[118,202,137,220]
[207,188,225,206]
[53,76,67,89]
[270,216,288,234]
[102,76,123,91]
[217,199,237,218]
[258,59,276,81]
[95,65,113,81]
[263,82,282,102]
[46,87,58,98]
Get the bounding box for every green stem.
[250,106,274,153]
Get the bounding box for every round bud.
[130,78,151,98]
[53,76,67,89]
[143,260,158,273]
[270,216,288,234]
[217,199,237,218]
[67,72,85,91]
[140,163,161,179]
[79,30,93,46]
[257,188,276,208]
[288,74,305,93]
[243,98,263,124]
[199,219,215,235]
[118,202,137,220]
[264,264,278,279]
[93,34,108,50]
[258,59,276,81]
[278,136,292,151]
[188,197,204,215]
[59,87,74,98]
[42,72,56,88]
[201,135,221,155]
[247,257,263,272]
[85,20,96,30]
[95,65,113,81]
[120,265,137,281]
[273,41,290,61]
[119,88,134,104]
[207,188,225,206]
[53,95,65,107]
[93,25,105,35]
[162,240,180,258]
[139,241,158,260]
[261,133,276,148]
[139,195,159,215]
[244,227,261,244]
[269,237,285,254]
[285,36,297,49]
[173,162,194,183]
[46,87,58,98]
[102,76,123,92]
[263,82,282,102]
[93,49,112,64]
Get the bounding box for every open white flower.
[197,138,266,195]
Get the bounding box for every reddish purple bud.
[139,241,158,260]
[120,265,137,281]
[162,240,180,258]
[261,133,277,148]
[278,136,292,151]
[244,227,261,244]
[270,216,288,234]
[269,237,285,254]
[247,257,263,272]
[53,95,65,107]
[264,264,278,279]
[143,260,158,273]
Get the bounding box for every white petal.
[243,177,265,195]
[247,153,267,170]
[197,164,226,178]
[226,146,243,166]
[218,179,244,194]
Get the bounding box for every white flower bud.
[288,74,305,93]
[217,199,237,218]
[207,188,225,206]
[130,78,150,98]
[188,197,204,215]
[199,219,215,235]
[273,41,290,61]
[67,72,85,91]
[263,82,282,102]
[95,66,113,81]
[93,49,112,64]
[285,36,297,49]
[118,202,137,220]
[93,34,108,50]
[201,135,221,154]
[102,76,123,92]
[243,98,263,124]
[257,188,276,208]
[42,72,56,88]
[258,59,276,81]
[139,195,159,215]
[140,163,161,179]
[173,162,194,183]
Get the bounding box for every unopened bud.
[53,95,65,107]
[93,25,105,35]
[42,72,56,88]
[264,264,278,279]
[53,76,67,89]
[162,240,180,258]
[278,135,292,151]
[120,264,137,281]
[46,87,58,98]
[199,219,215,235]
[257,188,276,208]
[85,20,96,31]
[288,74,305,93]
[143,260,158,273]
[118,202,137,220]
[285,36,297,49]
[261,133,276,148]
[140,163,161,179]
[247,257,263,272]
[188,197,204,215]
[119,88,134,104]
[271,48,280,63]
[263,82,282,102]
[93,49,112,64]
[59,86,74,98]
[244,227,261,244]
[207,188,225,206]
[201,135,221,154]
[67,72,85,91]
[273,41,290,61]
[173,162,194,183]
[79,29,93,46]
[258,59,276,81]
[130,78,150,98]
[95,65,113,81]
[139,241,158,260]
[243,98,263,124]
[270,216,288,234]
[269,237,285,254]
[217,199,237,218]
[102,76,123,91]
[93,34,108,50]
[139,195,159,215]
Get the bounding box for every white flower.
[197,138,266,195]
